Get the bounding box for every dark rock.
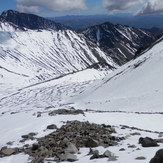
[150,149,163,163]
[131,132,141,136]
[90,152,101,160]
[28,132,37,137]
[139,137,159,147]
[85,138,99,147]
[47,124,57,130]
[128,145,137,148]
[20,132,37,142]
[6,141,14,146]
[32,144,39,151]
[155,139,163,143]
[88,148,99,155]
[135,156,146,160]
[21,135,29,139]
[37,113,41,117]
[136,148,141,150]
[31,157,44,163]
[119,148,125,151]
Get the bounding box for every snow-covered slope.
[82,22,156,62]
[0,20,118,97]
[72,37,163,112]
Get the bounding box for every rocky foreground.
[0,109,163,163]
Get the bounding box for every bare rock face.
[150,149,163,163]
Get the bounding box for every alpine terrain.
[82,22,157,61]
[0,10,163,163]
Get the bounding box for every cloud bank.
[15,0,163,15]
[103,0,144,13]
[16,0,87,13]
[103,0,163,15]
[137,0,163,15]
[16,5,39,14]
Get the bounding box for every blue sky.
[1,0,163,17]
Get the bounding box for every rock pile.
[24,121,123,162]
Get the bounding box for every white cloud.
[16,0,87,12]
[137,0,163,15]
[16,5,39,14]
[103,0,144,13]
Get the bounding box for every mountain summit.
[0,10,70,30]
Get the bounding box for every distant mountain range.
[49,14,163,32]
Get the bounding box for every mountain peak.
[1,10,19,17]
[0,10,70,30]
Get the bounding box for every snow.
[96,29,101,41]
[73,37,163,112]
[0,154,28,163]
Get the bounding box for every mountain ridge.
[81,22,157,62]
[0,10,70,30]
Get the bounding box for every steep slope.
[82,22,157,62]
[0,10,69,30]
[0,20,118,97]
[72,37,163,112]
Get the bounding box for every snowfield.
[72,37,163,112]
